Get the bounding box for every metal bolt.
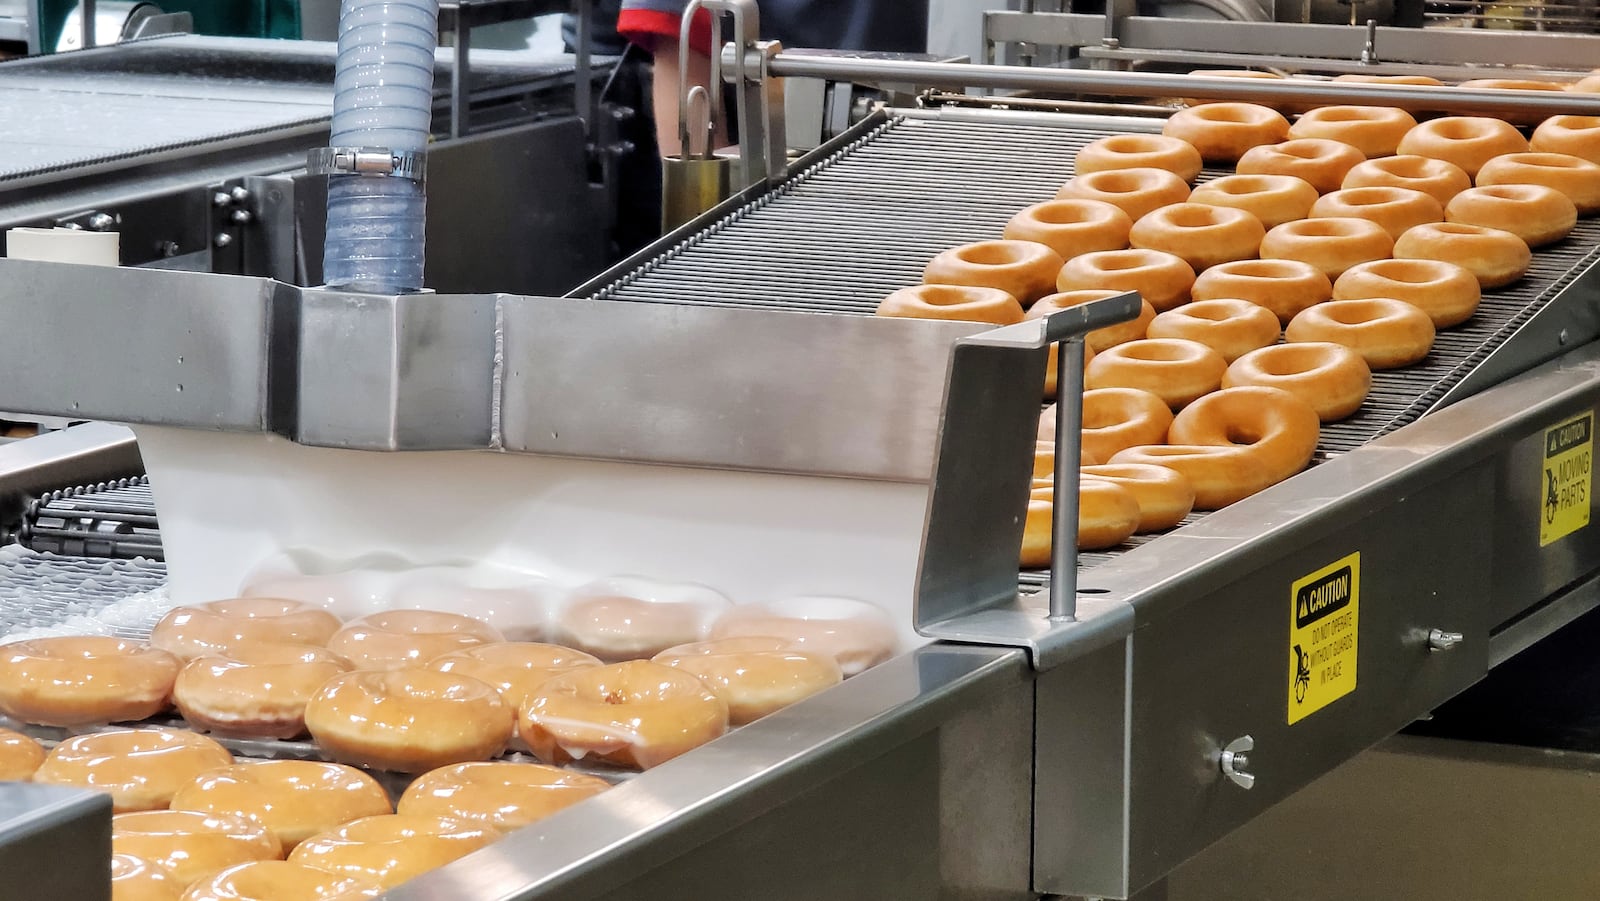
[230,186,251,204]
[1101,36,1121,49]
[610,105,636,123]
[212,192,233,208]
[1427,629,1464,651]
[86,212,115,231]
[230,209,254,225]
[157,241,180,258]
[213,232,233,248]
[1219,735,1256,790]
[1560,329,1571,346]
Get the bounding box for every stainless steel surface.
[1050,339,1086,621]
[1218,735,1256,790]
[0,783,112,901]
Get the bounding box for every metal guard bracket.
[307,147,427,182]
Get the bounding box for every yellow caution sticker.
[1287,552,1359,725]
[1541,412,1593,547]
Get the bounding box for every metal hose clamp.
[306,147,427,183]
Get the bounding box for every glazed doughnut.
[179,860,382,901]
[1398,116,1529,178]
[1190,258,1333,325]
[1259,217,1393,280]
[112,810,282,890]
[1003,199,1133,259]
[304,668,514,773]
[552,577,731,661]
[326,610,503,671]
[0,726,44,780]
[1532,116,1600,167]
[428,642,602,711]
[1189,173,1318,230]
[1312,186,1444,240]
[1129,202,1266,271]
[1222,343,1371,421]
[1027,289,1154,352]
[1075,133,1203,182]
[923,240,1065,305]
[286,814,498,890]
[1084,338,1228,409]
[1021,480,1140,564]
[1289,106,1418,158]
[1110,386,1321,509]
[1055,248,1196,312]
[875,284,1024,324]
[150,599,342,661]
[1147,298,1281,362]
[170,761,392,851]
[1477,152,1600,215]
[1286,298,1437,369]
[1057,167,1192,223]
[1446,183,1577,247]
[397,761,611,831]
[1341,155,1472,206]
[1394,222,1531,288]
[1333,74,1442,86]
[110,853,182,901]
[173,643,350,740]
[653,637,844,724]
[34,728,233,813]
[0,636,179,726]
[1333,259,1481,327]
[1079,463,1196,531]
[1164,103,1291,163]
[519,660,729,770]
[1238,139,1367,195]
[708,596,898,676]
[1079,387,1175,461]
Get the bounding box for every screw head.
[213,232,233,248]
[230,209,254,225]
[230,186,252,204]
[212,192,233,208]
[86,212,115,231]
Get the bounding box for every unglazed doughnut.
[0,726,44,780]
[1398,116,1528,178]
[1333,74,1442,86]
[1477,152,1600,215]
[1238,139,1367,195]
[1189,173,1318,229]
[875,284,1024,324]
[1080,387,1175,461]
[1190,258,1333,324]
[1342,155,1471,206]
[1333,258,1481,327]
[428,642,602,711]
[1147,298,1281,362]
[1079,463,1195,531]
[1111,386,1320,509]
[0,636,179,726]
[654,637,843,724]
[150,599,342,661]
[708,596,897,676]
[1057,167,1192,222]
[397,761,611,831]
[113,810,281,889]
[1572,75,1600,94]
[519,660,728,769]
[170,761,392,851]
[1260,217,1393,280]
[1394,222,1532,288]
[1312,186,1443,240]
[923,240,1064,305]
[110,853,182,901]
[286,814,498,890]
[1164,103,1291,163]
[174,643,350,739]
[1056,248,1196,312]
[1223,342,1371,421]
[1456,79,1566,126]
[1021,480,1140,563]
[1181,69,1284,109]
[1446,183,1577,247]
[1027,289,1154,352]
[553,577,732,661]
[1532,116,1600,166]
[1003,199,1132,259]
[1129,202,1266,271]
[1075,133,1203,182]
[1085,338,1227,409]
[305,669,513,772]
[33,728,233,813]
[326,610,502,671]
[1289,106,1417,158]
[178,860,382,901]
[1286,298,1436,369]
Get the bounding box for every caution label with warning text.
[1541,412,1593,547]
[1288,552,1360,725]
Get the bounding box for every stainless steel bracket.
[698,0,786,187]
[306,147,427,183]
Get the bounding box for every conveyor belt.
[22,477,163,560]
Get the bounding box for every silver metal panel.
[498,296,981,480]
[0,783,112,901]
[0,422,142,528]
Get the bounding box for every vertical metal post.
[1049,337,1085,622]
[451,3,472,139]
[80,0,96,48]
[575,0,594,131]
